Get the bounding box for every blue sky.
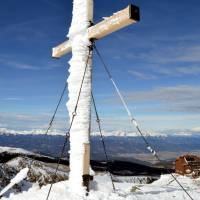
[0,0,200,132]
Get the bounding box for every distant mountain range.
[0,129,200,164]
[0,127,200,137]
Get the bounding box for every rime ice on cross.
[52,0,139,195]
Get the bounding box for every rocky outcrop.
[6,157,69,186]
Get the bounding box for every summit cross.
[52,0,140,195]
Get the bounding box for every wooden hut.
[175,154,200,178]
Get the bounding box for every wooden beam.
[82,143,92,192]
[52,4,140,58]
[52,40,71,58]
[88,4,140,40]
[83,143,90,175]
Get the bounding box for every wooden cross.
[52,0,140,195]
[52,4,140,58]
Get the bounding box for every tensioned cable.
[91,92,116,191]
[93,44,194,200]
[45,43,94,200]
[45,82,67,135]
[12,78,68,175]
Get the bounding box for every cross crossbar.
[52,4,140,58]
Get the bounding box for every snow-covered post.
[67,0,93,195]
[52,1,140,196]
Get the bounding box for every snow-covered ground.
[1,173,199,200]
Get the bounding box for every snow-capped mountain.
[1,127,200,137]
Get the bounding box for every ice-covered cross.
[52,0,139,196]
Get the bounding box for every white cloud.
[114,31,200,78]
[191,127,200,132]
[0,57,40,70]
[125,85,200,112]
[150,65,200,77]
[126,45,200,64]
[3,97,23,101]
[176,66,200,75]
[128,70,157,80]
[0,56,62,71]
[0,112,68,130]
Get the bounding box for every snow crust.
[1,173,200,200]
[66,0,93,195]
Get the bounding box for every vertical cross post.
[67,0,93,196]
